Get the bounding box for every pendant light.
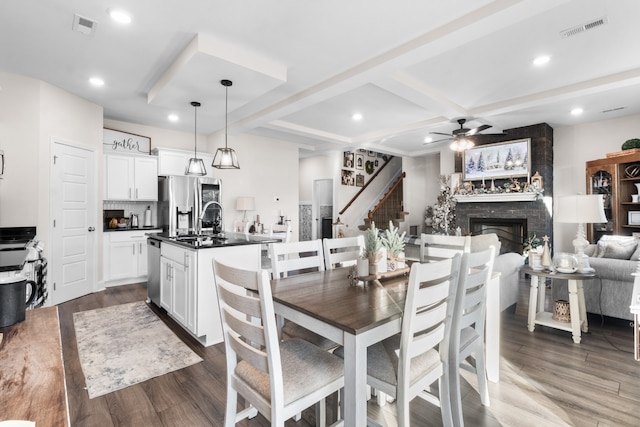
[212,79,240,169]
[185,101,207,176]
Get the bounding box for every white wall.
[0,71,104,281]
[554,113,640,251]
[402,153,440,235]
[299,153,337,203]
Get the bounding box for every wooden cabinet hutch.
[586,150,640,242]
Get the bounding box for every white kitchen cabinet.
[104,154,158,201]
[104,230,160,286]
[160,243,196,334]
[153,148,215,178]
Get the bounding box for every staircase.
[359,172,408,231]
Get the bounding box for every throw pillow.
[597,239,637,260]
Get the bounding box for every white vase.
[357,258,369,277]
[635,183,640,195]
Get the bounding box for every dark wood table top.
[271,267,408,335]
[0,306,68,426]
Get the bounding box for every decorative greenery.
[425,175,457,235]
[381,220,406,258]
[365,160,375,174]
[363,222,382,260]
[622,138,640,150]
[522,232,541,262]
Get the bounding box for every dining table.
[270,266,501,426]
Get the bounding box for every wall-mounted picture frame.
[356,173,364,187]
[341,169,355,186]
[368,150,376,157]
[343,152,354,168]
[374,160,379,167]
[463,138,531,181]
[103,128,151,155]
[356,154,364,169]
[450,172,462,193]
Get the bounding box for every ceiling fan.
[427,117,504,151]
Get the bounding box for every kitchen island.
[148,232,278,346]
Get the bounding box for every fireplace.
[470,218,527,254]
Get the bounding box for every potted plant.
[363,222,383,275]
[382,220,406,270]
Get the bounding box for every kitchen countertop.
[0,249,29,272]
[103,226,161,232]
[149,231,280,249]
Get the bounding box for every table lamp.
[556,194,607,273]
[236,196,255,222]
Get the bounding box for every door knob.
[88,226,95,232]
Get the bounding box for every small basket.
[552,300,571,322]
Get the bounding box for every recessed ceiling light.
[168,114,179,122]
[107,8,132,24]
[424,137,433,143]
[89,77,104,87]
[533,55,551,66]
[571,107,583,115]
[352,113,363,121]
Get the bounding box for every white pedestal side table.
[523,266,596,344]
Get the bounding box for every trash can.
[0,273,27,327]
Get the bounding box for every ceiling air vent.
[560,16,608,38]
[72,13,98,36]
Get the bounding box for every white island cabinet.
[159,241,261,346]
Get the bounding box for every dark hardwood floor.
[58,278,640,427]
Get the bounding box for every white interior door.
[50,141,97,304]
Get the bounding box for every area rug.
[73,301,202,398]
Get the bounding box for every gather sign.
[103,128,151,155]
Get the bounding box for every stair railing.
[339,155,394,215]
[368,172,406,221]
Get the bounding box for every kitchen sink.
[172,233,228,245]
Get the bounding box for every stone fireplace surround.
[455,123,553,252]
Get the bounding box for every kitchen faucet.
[198,201,223,235]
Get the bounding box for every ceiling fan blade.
[424,137,453,144]
[465,124,492,136]
[429,131,454,136]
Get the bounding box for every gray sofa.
[552,237,638,321]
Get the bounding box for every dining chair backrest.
[269,239,325,279]
[449,246,496,427]
[364,254,461,426]
[322,235,364,270]
[212,259,344,426]
[270,223,292,243]
[420,233,470,263]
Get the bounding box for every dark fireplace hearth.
[470,218,527,254]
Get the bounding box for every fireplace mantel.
[454,193,540,203]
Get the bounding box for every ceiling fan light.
[450,139,474,152]
[212,147,240,169]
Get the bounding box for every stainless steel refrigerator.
[157,176,222,236]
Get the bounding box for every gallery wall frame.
[463,138,531,181]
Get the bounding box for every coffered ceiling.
[1,0,639,157]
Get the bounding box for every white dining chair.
[336,255,461,426]
[449,246,495,427]
[269,239,325,279]
[270,223,292,243]
[420,234,470,263]
[269,239,337,352]
[322,235,364,270]
[212,259,345,427]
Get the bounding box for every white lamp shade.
[556,194,607,224]
[236,197,255,212]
